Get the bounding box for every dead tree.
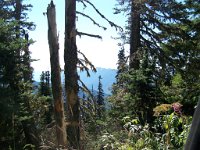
[64,0,122,148]
[64,0,80,148]
[47,1,67,147]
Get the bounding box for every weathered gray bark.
[47,1,67,146]
[129,0,141,69]
[185,100,200,150]
[64,0,80,149]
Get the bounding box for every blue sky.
[28,0,127,71]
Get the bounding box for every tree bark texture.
[15,0,21,40]
[129,0,141,69]
[23,34,33,82]
[47,1,67,146]
[185,100,200,150]
[64,0,80,149]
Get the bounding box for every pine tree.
[97,75,105,118]
[0,17,19,149]
[116,45,128,86]
[129,0,141,69]
[38,71,53,124]
[115,0,191,72]
[159,0,200,110]
[39,71,51,96]
[14,0,40,147]
[0,0,40,148]
[112,0,197,124]
[113,0,198,119]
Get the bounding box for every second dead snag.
[47,1,67,147]
[64,0,80,149]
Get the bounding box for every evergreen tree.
[110,0,199,124]
[39,71,51,96]
[0,0,40,148]
[97,75,105,118]
[115,0,191,71]
[116,45,128,86]
[38,71,53,124]
[0,17,19,149]
[159,0,200,111]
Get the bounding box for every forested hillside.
[34,68,116,94]
[0,0,200,149]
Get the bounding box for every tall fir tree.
[97,75,105,118]
[115,0,191,71]
[159,0,200,111]
[110,0,200,124]
[0,0,40,148]
[38,71,53,125]
[39,71,51,96]
[116,44,128,87]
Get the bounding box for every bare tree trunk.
[129,0,141,69]
[64,0,80,149]
[185,100,200,150]
[47,1,67,147]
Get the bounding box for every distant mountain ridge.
[33,67,116,94]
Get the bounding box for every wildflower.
[172,102,182,115]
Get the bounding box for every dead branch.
[76,11,107,30]
[76,0,87,8]
[78,78,94,99]
[77,31,102,39]
[82,0,123,31]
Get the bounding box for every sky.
[28,0,127,72]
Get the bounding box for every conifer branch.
[141,35,179,71]
[76,31,102,39]
[76,11,107,30]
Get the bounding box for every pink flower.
[172,102,183,115]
